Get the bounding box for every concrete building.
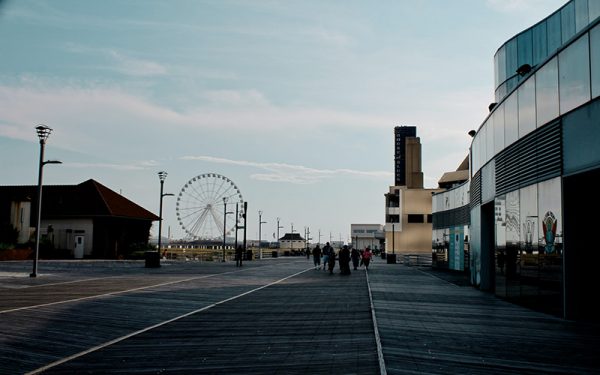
[466,0,600,320]
[385,126,442,255]
[278,233,305,255]
[350,224,384,251]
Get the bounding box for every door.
[74,235,85,259]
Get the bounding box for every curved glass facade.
[473,18,600,175]
[494,0,600,102]
[469,8,600,319]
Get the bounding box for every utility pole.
[291,223,295,254]
[276,217,283,248]
[258,210,267,259]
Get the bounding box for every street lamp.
[31,125,61,278]
[258,211,267,259]
[222,197,233,262]
[157,171,174,260]
[276,217,283,248]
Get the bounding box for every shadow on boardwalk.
[367,261,600,374]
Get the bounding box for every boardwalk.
[1,258,599,374]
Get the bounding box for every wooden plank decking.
[1,258,599,374]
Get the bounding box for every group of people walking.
[311,242,372,275]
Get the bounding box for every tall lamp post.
[258,211,267,259]
[157,171,174,260]
[222,197,233,262]
[31,125,61,278]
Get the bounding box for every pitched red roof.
[0,179,158,221]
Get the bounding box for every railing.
[402,254,432,267]
[161,247,283,261]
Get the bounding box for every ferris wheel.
[175,173,244,240]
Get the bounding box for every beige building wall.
[385,186,442,254]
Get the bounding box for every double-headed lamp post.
[31,125,61,278]
[157,171,174,260]
[258,211,267,259]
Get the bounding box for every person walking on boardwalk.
[235,245,243,267]
[362,246,373,270]
[312,244,322,270]
[327,245,336,274]
[322,242,332,271]
[339,245,351,275]
[351,247,360,270]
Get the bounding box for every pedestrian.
[351,247,360,270]
[362,246,373,270]
[327,246,336,274]
[235,245,243,267]
[312,244,322,270]
[306,247,310,260]
[339,245,351,275]
[322,242,331,271]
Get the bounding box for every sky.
[0,0,567,244]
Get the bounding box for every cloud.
[63,43,167,77]
[63,160,159,171]
[180,155,393,184]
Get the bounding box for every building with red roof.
[0,179,158,259]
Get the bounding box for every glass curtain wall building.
[470,0,600,320]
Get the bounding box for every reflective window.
[480,124,487,167]
[591,24,600,98]
[548,11,562,54]
[575,0,590,32]
[517,30,533,81]
[486,118,494,161]
[506,76,519,94]
[493,105,505,155]
[506,38,518,82]
[504,93,519,146]
[518,78,536,137]
[532,21,548,67]
[497,45,506,87]
[536,57,559,127]
[472,135,480,173]
[591,0,600,21]
[562,1,576,42]
[559,33,591,114]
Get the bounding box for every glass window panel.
[591,24,600,98]
[506,38,518,81]
[504,93,519,146]
[481,160,495,203]
[532,21,548,67]
[548,11,562,53]
[562,1,576,42]
[520,184,538,255]
[496,46,506,87]
[493,105,505,154]
[575,0,590,32]
[518,78,536,137]
[536,57,560,126]
[486,119,494,161]
[506,76,519,94]
[590,0,600,21]
[480,124,487,166]
[498,45,507,86]
[559,33,591,114]
[517,29,533,79]
[494,52,499,88]
[538,177,563,256]
[498,82,507,102]
[471,134,479,174]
